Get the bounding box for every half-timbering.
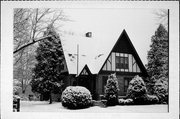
[60,29,148,100]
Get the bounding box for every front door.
[78,75,96,98]
[124,77,133,94]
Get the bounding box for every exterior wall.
[96,75,103,96]
[102,52,141,73]
[64,75,76,86]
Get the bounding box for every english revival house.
[60,29,148,100]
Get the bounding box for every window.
[81,69,88,75]
[116,56,128,69]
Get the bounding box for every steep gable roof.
[61,29,147,76]
[98,29,148,76]
[79,65,92,76]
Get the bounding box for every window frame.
[115,56,129,70]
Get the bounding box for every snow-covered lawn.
[20,101,168,113]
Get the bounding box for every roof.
[61,29,147,75]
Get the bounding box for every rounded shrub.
[61,86,92,109]
[126,75,148,104]
[104,73,119,106]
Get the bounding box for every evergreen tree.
[146,24,168,101]
[126,75,147,104]
[31,24,64,104]
[104,73,119,106]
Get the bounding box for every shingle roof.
[61,29,130,75]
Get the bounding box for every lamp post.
[75,32,92,85]
[76,44,79,85]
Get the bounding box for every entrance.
[77,75,96,99]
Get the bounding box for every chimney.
[85,32,92,37]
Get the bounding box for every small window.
[81,69,88,75]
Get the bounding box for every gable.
[112,32,134,53]
[102,52,141,73]
[99,30,148,76]
[79,65,91,76]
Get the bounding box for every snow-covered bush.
[146,94,159,104]
[126,75,160,105]
[126,75,148,104]
[127,75,147,98]
[13,79,21,94]
[61,86,92,109]
[118,98,134,105]
[104,73,119,106]
[154,78,168,104]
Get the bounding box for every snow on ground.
[20,101,168,113]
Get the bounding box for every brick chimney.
[85,32,92,37]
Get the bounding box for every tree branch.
[13,35,52,54]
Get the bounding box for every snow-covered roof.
[61,29,125,75]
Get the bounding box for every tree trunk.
[49,92,52,104]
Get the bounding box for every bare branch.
[13,8,70,54]
[14,48,25,65]
[13,35,52,54]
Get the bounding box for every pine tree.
[31,24,64,104]
[104,73,119,106]
[146,24,168,102]
[126,75,147,104]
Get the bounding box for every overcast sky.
[60,9,165,65]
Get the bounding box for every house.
[60,29,148,100]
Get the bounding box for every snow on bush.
[154,77,168,104]
[118,98,134,105]
[126,75,159,105]
[126,75,148,104]
[61,86,92,109]
[104,73,119,106]
[126,75,147,98]
[146,94,159,104]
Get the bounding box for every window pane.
[120,57,124,63]
[125,57,128,64]
[116,56,129,70]
[116,56,120,63]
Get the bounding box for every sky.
[59,8,162,65]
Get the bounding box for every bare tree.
[13,8,69,54]
[13,8,69,96]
